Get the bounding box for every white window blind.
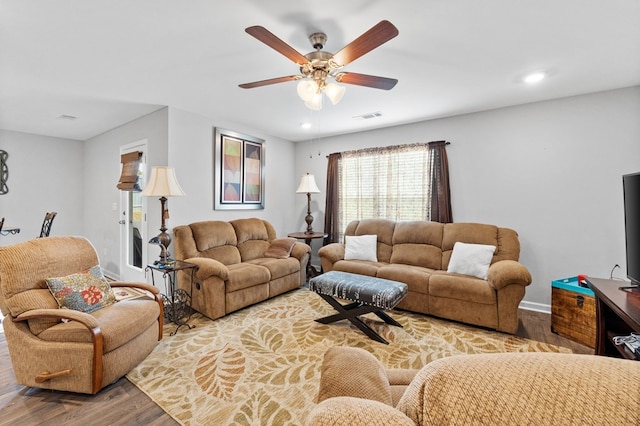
[337,143,432,239]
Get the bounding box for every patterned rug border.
[127,288,571,425]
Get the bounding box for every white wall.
[83,108,169,278]
[0,129,83,244]
[167,107,299,237]
[294,86,640,310]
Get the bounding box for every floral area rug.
[126,288,571,425]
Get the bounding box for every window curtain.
[117,151,143,191]
[324,141,453,241]
[428,141,452,223]
[323,152,341,243]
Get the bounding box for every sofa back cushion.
[391,221,443,269]
[0,236,100,335]
[344,219,395,263]
[174,221,241,265]
[441,223,520,270]
[231,218,276,261]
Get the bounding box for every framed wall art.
[213,127,265,210]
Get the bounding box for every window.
[337,143,433,239]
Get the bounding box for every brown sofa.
[307,346,640,425]
[318,219,531,333]
[173,218,311,320]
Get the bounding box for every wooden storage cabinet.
[551,278,596,348]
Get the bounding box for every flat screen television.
[622,172,640,291]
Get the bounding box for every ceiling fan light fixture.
[304,92,323,110]
[296,79,318,102]
[324,82,345,105]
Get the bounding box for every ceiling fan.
[239,20,399,110]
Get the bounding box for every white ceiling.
[1,0,639,142]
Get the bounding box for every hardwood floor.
[0,309,593,425]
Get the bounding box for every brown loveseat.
[173,218,310,320]
[318,219,531,333]
[307,346,640,425]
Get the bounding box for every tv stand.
[586,277,640,360]
[618,284,640,293]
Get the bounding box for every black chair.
[0,217,4,234]
[38,212,57,238]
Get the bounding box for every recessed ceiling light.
[523,72,545,84]
[353,111,382,120]
[300,122,312,129]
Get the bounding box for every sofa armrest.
[184,257,229,281]
[15,308,100,329]
[317,346,393,405]
[306,397,415,426]
[317,243,345,272]
[290,241,311,261]
[487,260,532,290]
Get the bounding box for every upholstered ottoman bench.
[309,271,408,344]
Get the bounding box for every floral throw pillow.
[46,265,117,313]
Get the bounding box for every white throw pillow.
[447,242,496,280]
[344,235,378,262]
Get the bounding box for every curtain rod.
[325,140,451,158]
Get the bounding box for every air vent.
[353,111,382,120]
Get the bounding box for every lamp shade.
[304,92,323,111]
[141,166,186,197]
[324,82,345,105]
[296,79,318,102]
[296,173,320,194]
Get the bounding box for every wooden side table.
[288,231,328,279]
[146,260,198,335]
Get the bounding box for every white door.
[119,140,148,282]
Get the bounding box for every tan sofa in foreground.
[307,346,640,425]
[318,219,531,333]
[173,218,310,320]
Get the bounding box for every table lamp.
[296,173,321,234]
[142,166,185,264]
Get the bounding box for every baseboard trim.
[519,300,551,314]
[102,269,120,282]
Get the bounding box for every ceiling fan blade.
[245,26,309,65]
[331,20,399,67]
[335,72,398,90]
[239,75,300,89]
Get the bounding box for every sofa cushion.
[37,297,160,352]
[391,221,443,269]
[232,218,274,261]
[188,221,241,265]
[248,257,300,280]
[347,219,395,263]
[429,273,496,304]
[447,242,496,280]
[226,263,271,292]
[46,265,117,314]
[344,235,378,261]
[264,237,297,259]
[377,264,433,295]
[333,260,385,277]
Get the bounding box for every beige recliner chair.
[308,346,640,425]
[0,236,163,394]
